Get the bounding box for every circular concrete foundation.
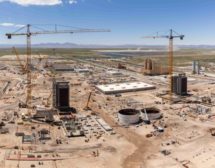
[118,108,140,125]
[141,107,162,121]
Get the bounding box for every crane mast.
[143,29,184,101]
[169,30,174,97]
[6,24,110,116]
[26,24,32,113]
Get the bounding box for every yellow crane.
[6,24,110,116]
[12,47,26,73]
[143,29,184,101]
[84,92,92,111]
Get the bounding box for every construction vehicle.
[144,29,184,101]
[84,92,92,111]
[6,24,110,116]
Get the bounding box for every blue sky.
[0,0,215,45]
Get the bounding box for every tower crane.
[143,29,184,101]
[6,24,110,116]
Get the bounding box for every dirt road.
[97,109,159,168]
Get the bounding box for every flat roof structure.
[96,82,155,94]
[96,118,113,131]
[74,68,90,73]
[107,70,123,76]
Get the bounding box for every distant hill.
[0,43,215,49]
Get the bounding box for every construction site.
[0,23,214,168]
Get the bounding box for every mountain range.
[0,43,215,49]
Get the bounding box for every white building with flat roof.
[74,68,90,73]
[96,82,155,94]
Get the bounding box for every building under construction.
[53,79,70,111]
[142,58,169,75]
[172,73,187,96]
[192,60,200,74]
[1,22,215,168]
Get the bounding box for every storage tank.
[141,107,162,121]
[118,109,140,125]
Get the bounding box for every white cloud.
[0,0,63,6]
[69,0,77,4]
[0,0,81,6]
[0,22,25,27]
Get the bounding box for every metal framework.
[6,24,110,115]
[12,47,26,73]
[144,29,184,100]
